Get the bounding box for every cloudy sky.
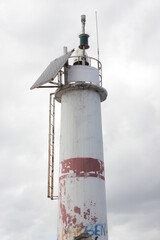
[0,0,160,239]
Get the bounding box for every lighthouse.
[31,15,108,240]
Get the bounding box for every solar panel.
[30,49,74,90]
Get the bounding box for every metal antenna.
[79,15,89,52]
[81,15,86,33]
[95,11,100,61]
[81,15,86,62]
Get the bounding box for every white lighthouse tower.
[31,15,108,240]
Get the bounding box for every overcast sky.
[0,0,160,239]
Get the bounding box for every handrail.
[68,56,102,86]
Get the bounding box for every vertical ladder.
[48,93,58,200]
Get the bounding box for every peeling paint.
[60,158,105,180]
[61,223,85,240]
[72,217,77,224]
[91,216,97,223]
[84,208,90,220]
[57,87,108,239]
[61,204,67,225]
[74,206,81,215]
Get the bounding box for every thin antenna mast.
[95,11,100,61]
[81,15,86,34]
[81,15,86,64]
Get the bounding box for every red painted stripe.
[59,158,105,181]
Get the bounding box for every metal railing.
[68,56,102,86]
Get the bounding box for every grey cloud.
[0,0,160,239]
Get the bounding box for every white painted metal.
[30,49,74,89]
[56,65,108,240]
[68,66,99,85]
[60,90,103,160]
[73,48,89,65]
[55,82,107,103]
